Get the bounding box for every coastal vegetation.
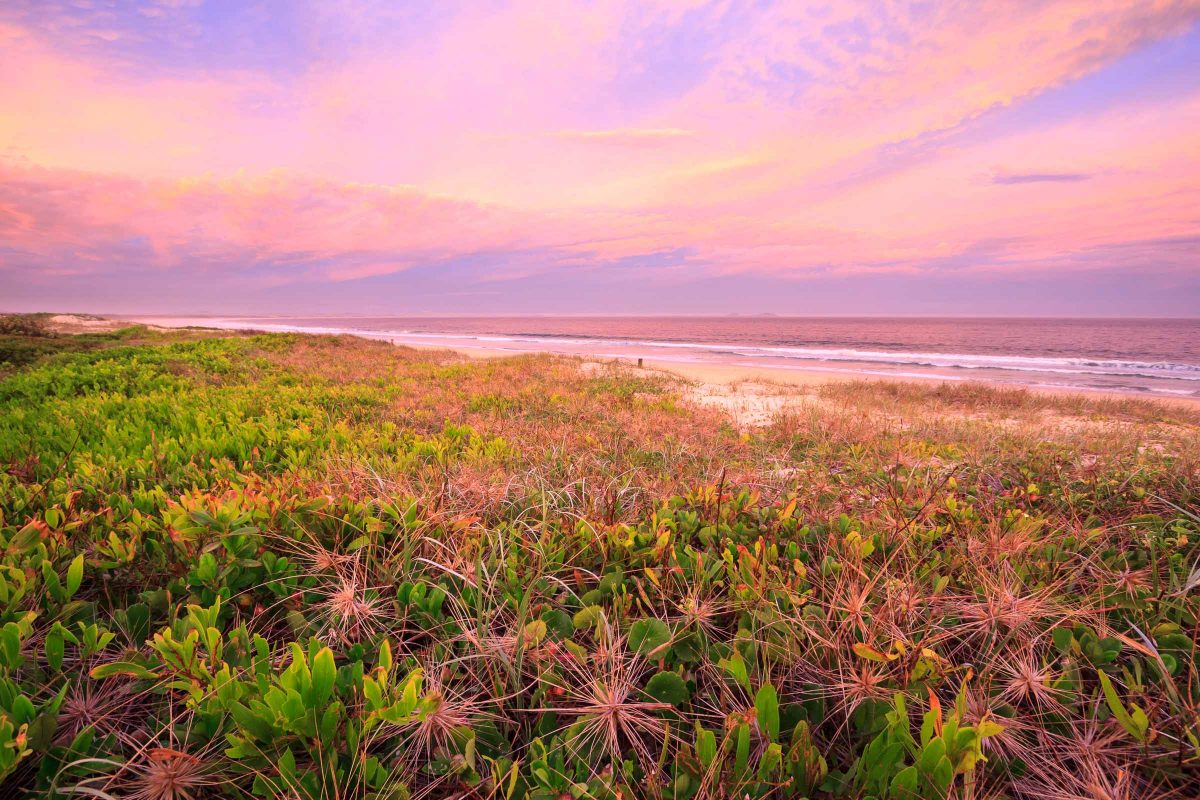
[1,319,1198,798]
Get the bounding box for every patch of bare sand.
[997,409,1197,444]
[685,380,822,427]
[47,314,120,331]
[47,314,173,334]
[575,358,826,426]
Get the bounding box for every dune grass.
[0,324,1198,798]
[0,314,238,374]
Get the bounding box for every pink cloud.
[1,0,1198,306]
[0,164,527,276]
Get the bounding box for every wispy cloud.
[991,171,1093,185]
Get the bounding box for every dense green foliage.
[0,316,174,372]
[1,331,1198,798]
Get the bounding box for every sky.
[1,0,1199,316]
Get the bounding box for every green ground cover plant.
[0,316,230,374]
[1,323,1198,798]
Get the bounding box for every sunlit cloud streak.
[991,172,1092,185]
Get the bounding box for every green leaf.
[757,742,783,782]
[718,650,750,690]
[26,712,57,751]
[277,746,297,779]
[976,719,1005,739]
[696,727,717,768]
[734,722,751,778]
[1051,627,1074,652]
[311,647,336,707]
[363,677,383,709]
[628,618,671,657]
[852,642,892,662]
[65,553,84,598]
[41,561,65,602]
[918,737,946,773]
[378,638,393,674]
[399,670,422,715]
[539,609,574,641]
[45,630,64,672]
[754,683,780,742]
[572,605,604,630]
[1,623,24,669]
[231,701,275,742]
[189,509,219,528]
[890,765,919,798]
[89,661,160,680]
[124,603,150,645]
[7,523,42,554]
[522,619,548,647]
[931,755,954,791]
[670,631,703,663]
[1097,670,1148,742]
[1131,706,1149,739]
[645,671,689,707]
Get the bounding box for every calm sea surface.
[145,316,1200,398]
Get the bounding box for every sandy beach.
[108,315,1200,422]
[354,337,1200,433]
[47,314,1200,431]
[122,314,1200,404]
[369,329,1200,397]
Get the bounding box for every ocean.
[142,316,1200,398]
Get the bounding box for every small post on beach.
[637,358,644,368]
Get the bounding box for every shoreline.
[115,315,1200,408]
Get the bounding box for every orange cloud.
[552,128,694,147]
